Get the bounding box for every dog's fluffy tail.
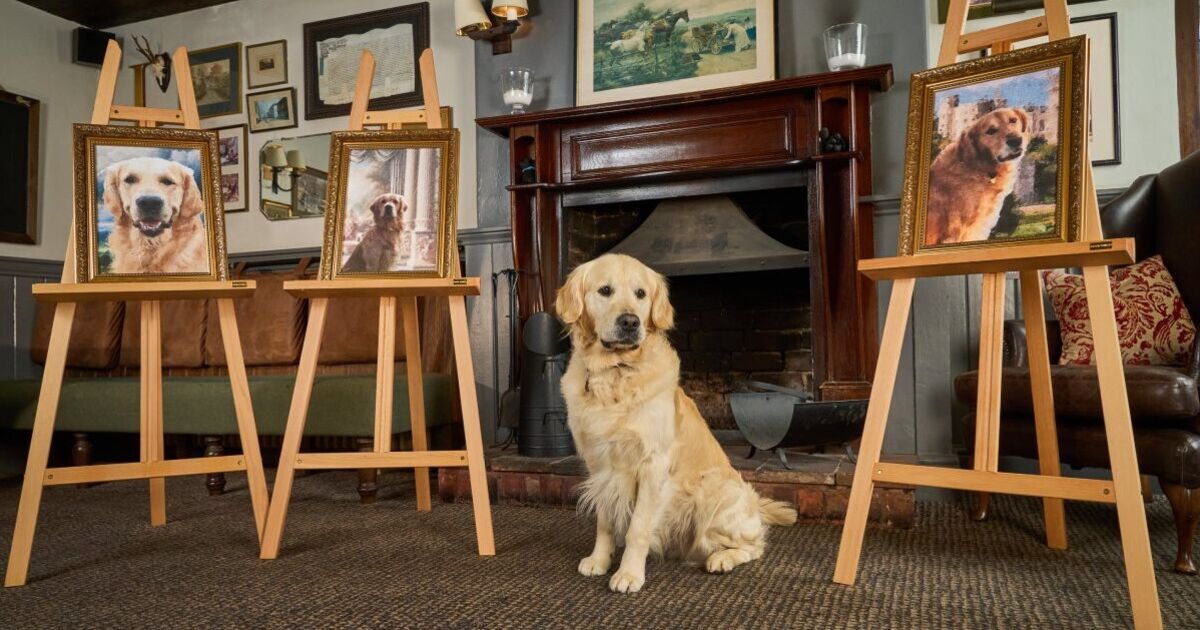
[758,497,798,527]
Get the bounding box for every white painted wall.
[108,0,479,254]
[0,0,101,262]
[925,0,1181,190]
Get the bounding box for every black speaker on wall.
[72,28,121,67]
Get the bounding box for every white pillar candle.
[827,52,867,71]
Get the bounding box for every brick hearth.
[438,448,914,528]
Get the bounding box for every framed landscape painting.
[189,43,242,119]
[575,0,775,106]
[72,124,227,282]
[319,128,458,280]
[898,36,1087,255]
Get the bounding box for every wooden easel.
[832,1,1162,628]
[4,41,270,587]
[258,49,495,559]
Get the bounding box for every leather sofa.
[0,269,459,502]
[955,151,1200,573]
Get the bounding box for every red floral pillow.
[1043,255,1196,366]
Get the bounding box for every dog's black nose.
[1006,135,1023,148]
[135,195,165,215]
[617,314,640,331]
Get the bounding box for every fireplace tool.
[729,381,868,469]
[517,312,575,457]
[491,268,520,447]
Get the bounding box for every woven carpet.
[0,471,1196,629]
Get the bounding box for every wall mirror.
[259,132,330,220]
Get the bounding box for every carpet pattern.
[0,471,1196,629]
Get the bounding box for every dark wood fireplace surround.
[477,65,893,401]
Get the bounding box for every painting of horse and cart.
[576,0,775,106]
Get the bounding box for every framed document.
[302,3,430,120]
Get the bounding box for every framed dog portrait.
[319,128,459,280]
[897,36,1087,256]
[73,124,228,283]
[189,43,242,119]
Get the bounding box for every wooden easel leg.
[1082,265,1163,630]
[833,277,915,585]
[141,301,167,527]
[260,298,328,560]
[373,297,397,499]
[5,302,76,587]
[970,274,1005,521]
[217,298,270,540]
[448,295,495,556]
[1019,270,1067,549]
[401,297,431,511]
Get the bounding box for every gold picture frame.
[73,124,228,283]
[898,35,1087,256]
[319,128,459,280]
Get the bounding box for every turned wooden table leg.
[72,433,93,489]
[1162,482,1200,575]
[203,436,227,496]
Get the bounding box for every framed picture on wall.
[247,87,299,133]
[189,43,242,119]
[213,124,249,212]
[302,3,430,120]
[246,39,288,89]
[937,0,1105,23]
[0,89,39,244]
[1012,13,1121,166]
[575,0,776,106]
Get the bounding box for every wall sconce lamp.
[455,0,529,55]
[263,144,306,194]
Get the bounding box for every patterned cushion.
[1043,255,1196,366]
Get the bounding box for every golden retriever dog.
[924,107,1030,246]
[556,254,796,594]
[343,193,407,272]
[103,157,209,274]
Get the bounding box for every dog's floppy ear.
[648,270,675,332]
[555,262,589,327]
[1013,107,1029,133]
[103,165,126,220]
[399,195,409,214]
[966,123,996,168]
[178,165,205,219]
[369,195,384,219]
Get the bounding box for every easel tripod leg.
[401,297,431,512]
[141,301,167,527]
[4,302,76,587]
[833,277,915,585]
[970,273,1006,520]
[260,298,328,560]
[448,295,495,556]
[1082,265,1162,630]
[217,298,270,540]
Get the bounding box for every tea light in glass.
[501,67,534,115]
[824,23,868,72]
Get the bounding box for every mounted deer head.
[133,35,171,92]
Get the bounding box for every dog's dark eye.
[123,174,139,184]
[598,285,613,297]
[158,177,175,186]
[985,127,999,135]
[1009,118,1017,124]
[635,288,646,299]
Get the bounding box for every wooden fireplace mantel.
[477,64,893,401]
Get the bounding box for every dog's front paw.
[578,555,611,576]
[608,569,645,593]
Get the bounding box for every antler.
[132,35,157,62]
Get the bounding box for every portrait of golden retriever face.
[369,192,407,229]
[965,107,1029,165]
[555,253,675,351]
[103,157,204,239]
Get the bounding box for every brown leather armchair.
[955,150,1200,573]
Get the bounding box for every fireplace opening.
[564,189,812,430]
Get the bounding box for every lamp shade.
[262,144,286,168]
[285,149,305,170]
[491,0,529,20]
[455,0,492,35]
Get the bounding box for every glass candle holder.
[501,67,534,115]
[824,23,868,72]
